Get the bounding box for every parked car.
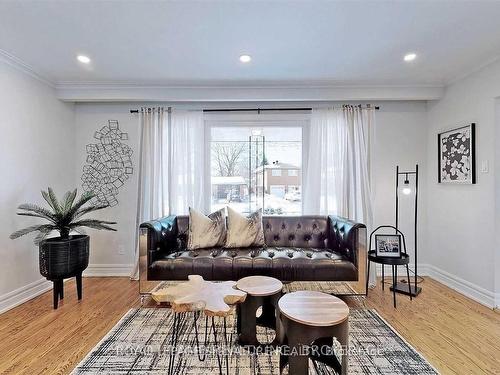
[227,190,242,202]
[284,190,301,201]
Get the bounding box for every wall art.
[81,120,133,206]
[438,123,475,184]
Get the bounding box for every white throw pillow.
[225,206,265,248]
[187,207,227,250]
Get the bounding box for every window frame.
[205,112,309,215]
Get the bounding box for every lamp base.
[390,282,422,297]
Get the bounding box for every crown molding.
[0,48,55,88]
[55,82,444,102]
[55,79,444,89]
[446,54,500,86]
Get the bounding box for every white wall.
[74,104,139,275]
[426,59,500,307]
[0,59,75,312]
[72,101,429,274]
[371,102,428,267]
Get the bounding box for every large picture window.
[210,124,302,215]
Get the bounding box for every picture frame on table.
[375,234,402,258]
[438,123,476,184]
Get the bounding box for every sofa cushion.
[148,246,357,282]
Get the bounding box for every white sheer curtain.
[303,106,375,286]
[131,107,205,278]
[131,107,168,279]
[169,109,206,214]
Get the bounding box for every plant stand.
[39,235,89,309]
[51,272,83,309]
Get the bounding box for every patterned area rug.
[72,308,438,374]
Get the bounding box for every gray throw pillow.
[225,206,265,248]
[187,207,227,250]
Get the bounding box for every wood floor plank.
[0,276,498,374]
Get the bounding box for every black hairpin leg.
[193,311,209,361]
[211,316,230,375]
[168,312,180,375]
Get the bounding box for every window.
[210,125,302,215]
[288,169,298,177]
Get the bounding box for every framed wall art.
[438,123,475,184]
[375,234,402,258]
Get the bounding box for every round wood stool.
[278,291,349,375]
[236,276,283,346]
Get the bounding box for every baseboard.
[83,264,133,277]
[0,278,52,315]
[426,264,496,308]
[375,262,496,308]
[0,264,133,314]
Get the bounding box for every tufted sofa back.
[262,215,328,248]
[175,214,329,249]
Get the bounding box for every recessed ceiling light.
[404,53,417,62]
[239,54,251,63]
[77,55,91,64]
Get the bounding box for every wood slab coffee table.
[153,275,247,375]
[151,274,246,316]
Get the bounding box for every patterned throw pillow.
[187,207,227,250]
[225,207,265,248]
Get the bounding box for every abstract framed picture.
[438,123,475,184]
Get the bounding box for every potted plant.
[10,188,116,309]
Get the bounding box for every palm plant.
[10,188,116,244]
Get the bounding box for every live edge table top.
[151,275,247,317]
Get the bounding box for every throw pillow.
[187,207,227,250]
[225,206,265,248]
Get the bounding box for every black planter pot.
[39,235,89,309]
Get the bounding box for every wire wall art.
[81,120,133,207]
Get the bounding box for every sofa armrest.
[139,215,178,266]
[328,215,367,268]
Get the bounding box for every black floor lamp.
[391,164,422,297]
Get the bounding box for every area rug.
[72,308,438,374]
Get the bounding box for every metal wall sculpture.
[81,120,133,206]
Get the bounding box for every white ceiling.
[1,0,500,87]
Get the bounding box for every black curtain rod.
[130,105,379,114]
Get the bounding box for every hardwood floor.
[0,277,498,374]
[364,278,500,375]
[0,278,139,375]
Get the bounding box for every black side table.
[366,250,412,308]
[236,276,283,347]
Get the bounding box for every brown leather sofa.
[140,215,366,282]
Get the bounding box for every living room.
[0,1,499,374]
